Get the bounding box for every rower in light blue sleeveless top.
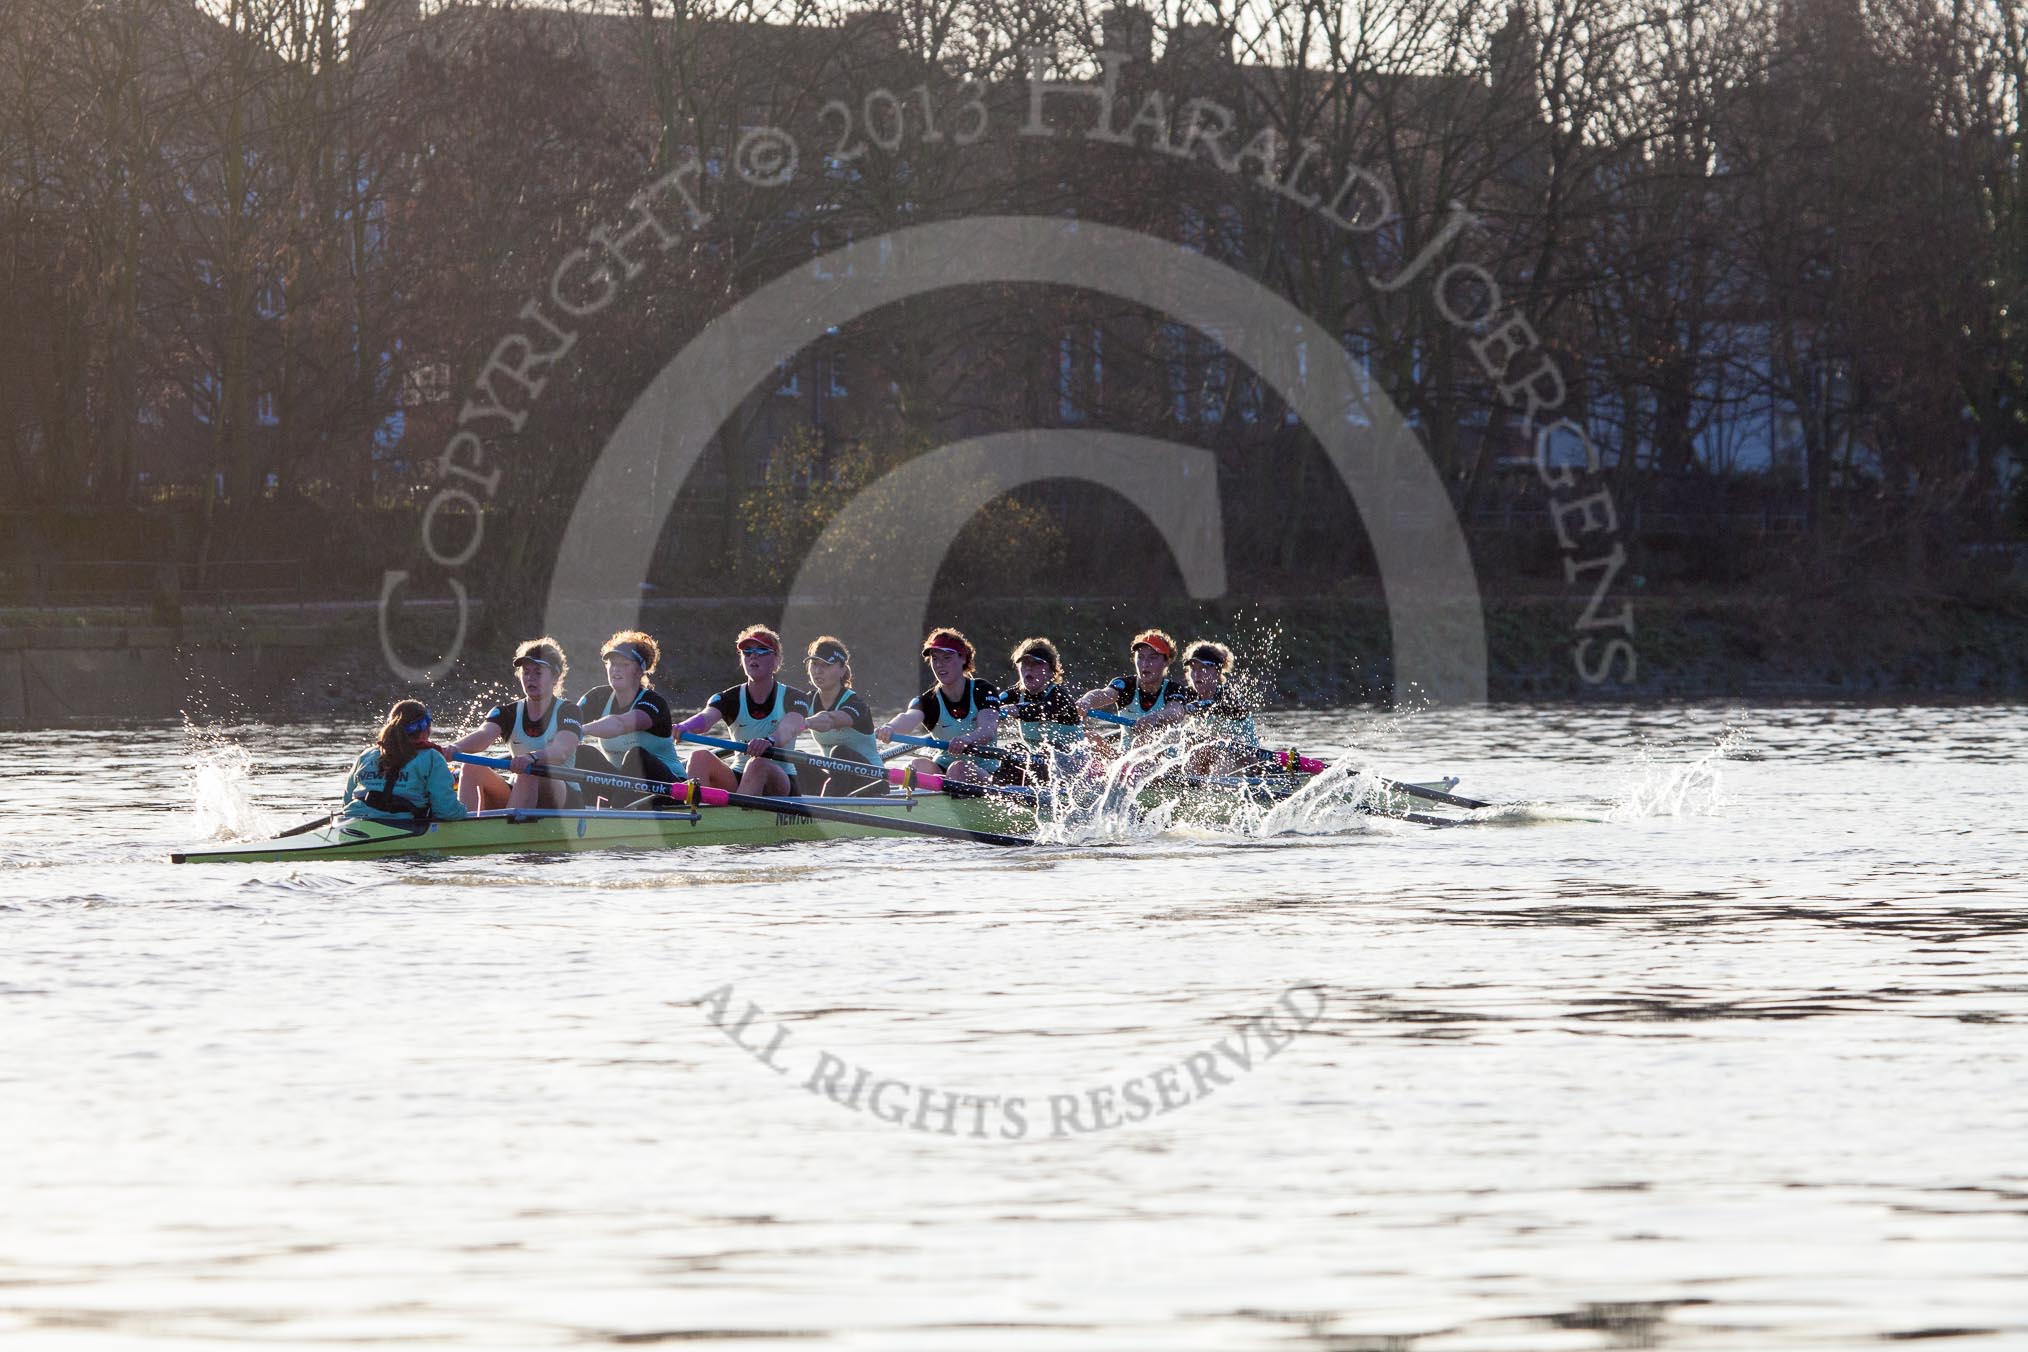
[675,626,811,799]
[1079,629,1188,750]
[810,688,881,764]
[876,627,1001,787]
[505,697,572,759]
[586,686,681,767]
[721,681,802,774]
[928,681,993,763]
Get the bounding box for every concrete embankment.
[2,590,2023,728]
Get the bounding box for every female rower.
[1076,628,1191,751]
[574,630,681,787]
[340,699,468,821]
[995,636,1084,782]
[1178,640,1262,774]
[875,627,1001,785]
[448,637,582,811]
[675,624,811,797]
[798,636,887,797]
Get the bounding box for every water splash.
[1019,731,1424,845]
[182,722,271,840]
[1607,726,1743,821]
[1022,741,1172,846]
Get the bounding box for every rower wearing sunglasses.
[797,636,886,796]
[448,637,582,811]
[1076,628,1191,751]
[1178,640,1261,774]
[674,625,812,797]
[573,629,682,785]
[875,628,1001,785]
[340,698,468,821]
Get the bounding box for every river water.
[3,703,2025,1350]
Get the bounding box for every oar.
[275,813,338,838]
[881,730,1020,765]
[882,732,1063,782]
[451,753,1032,848]
[676,731,1036,804]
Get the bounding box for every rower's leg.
[738,759,793,797]
[949,761,985,785]
[504,770,566,811]
[686,747,737,791]
[460,765,509,812]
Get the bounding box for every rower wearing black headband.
[575,629,682,788]
[1178,640,1260,774]
[447,637,582,811]
[797,636,886,796]
[995,636,1084,783]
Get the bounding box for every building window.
[193,371,219,424]
[1197,326,1227,425]
[1164,323,1191,422]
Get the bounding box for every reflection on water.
[2,703,2026,1349]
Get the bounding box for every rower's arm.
[876,709,926,742]
[446,724,500,755]
[1076,687,1118,712]
[422,752,470,820]
[674,709,722,740]
[339,754,367,810]
[973,706,1000,745]
[579,708,650,738]
[772,711,808,746]
[803,709,846,732]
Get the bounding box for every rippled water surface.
[5,704,2026,1350]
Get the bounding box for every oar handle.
[679,730,753,754]
[680,731,1031,802]
[454,751,1030,842]
[452,751,730,807]
[882,730,1018,765]
[1087,702,1225,728]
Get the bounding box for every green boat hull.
[171,792,1024,863]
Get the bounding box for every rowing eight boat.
[170,771,1469,864]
